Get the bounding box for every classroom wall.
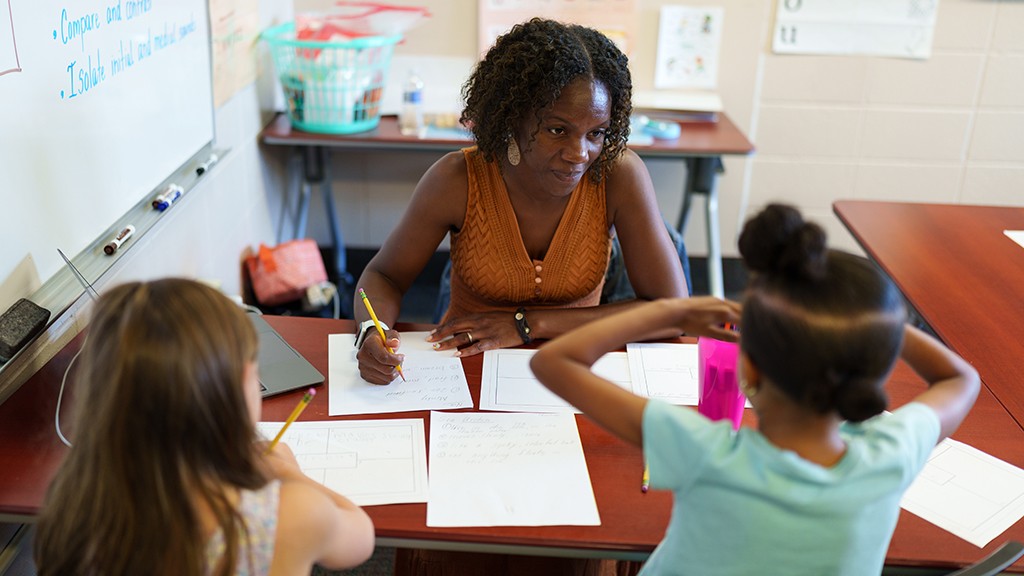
[748,0,1024,253]
[294,0,1024,258]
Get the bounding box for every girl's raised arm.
[531,298,740,446]
[901,325,980,442]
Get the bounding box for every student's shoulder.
[274,479,338,555]
[277,478,335,525]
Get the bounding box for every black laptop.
[246,311,324,397]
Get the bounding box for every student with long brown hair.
[34,279,375,575]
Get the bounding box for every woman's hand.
[427,311,524,357]
[355,329,405,385]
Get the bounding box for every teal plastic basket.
[262,22,401,134]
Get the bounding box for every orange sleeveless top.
[442,148,611,323]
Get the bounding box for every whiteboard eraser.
[0,298,51,363]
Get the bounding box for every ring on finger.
[466,332,474,344]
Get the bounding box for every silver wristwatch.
[354,319,389,349]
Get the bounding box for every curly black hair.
[460,18,632,182]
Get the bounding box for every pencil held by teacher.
[359,288,406,381]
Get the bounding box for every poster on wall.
[772,0,939,59]
[477,0,637,57]
[653,5,723,90]
[210,0,260,107]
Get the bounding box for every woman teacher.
[355,18,688,385]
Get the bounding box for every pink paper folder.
[697,337,744,430]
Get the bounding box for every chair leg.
[947,540,1024,576]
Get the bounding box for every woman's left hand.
[426,311,524,356]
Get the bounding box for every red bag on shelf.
[245,240,328,306]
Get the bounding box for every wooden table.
[261,112,755,299]
[833,201,1024,428]
[4,315,1024,570]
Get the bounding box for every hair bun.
[739,203,827,280]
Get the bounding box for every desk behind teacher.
[261,113,755,299]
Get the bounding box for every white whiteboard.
[0,0,214,293]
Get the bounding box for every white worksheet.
[328,332,473,415]
[901,438,1024,548]
[479,349,632,413]
[426,411,601,527]
[626,342,701,405]
[256,418,429,506]
[1005,230,1024,250]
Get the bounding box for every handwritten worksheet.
[901,438,1024,548]
[328,332,473,416]
[479,349,632,413]
[256,418,429,506]
[426,411,601,527]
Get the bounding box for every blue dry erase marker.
[154,185,183,211]
[152,184,181,210]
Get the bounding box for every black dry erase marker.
[196,153,219,175]
[104,225,135,255]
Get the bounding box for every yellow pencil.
[641,464,650,493]
[358,288,406,381]
[266,387,316,453]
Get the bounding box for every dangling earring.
[507,137,521,166]
[740,378,757,398]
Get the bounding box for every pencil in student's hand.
[266,388,316,454]
[358,288,406,381]
[642,464,650,493]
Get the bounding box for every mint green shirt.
[641,400,940,576]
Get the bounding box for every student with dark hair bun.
[736,204,904,424]
[531,204,980,575]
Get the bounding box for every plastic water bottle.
[399,69,425,137]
